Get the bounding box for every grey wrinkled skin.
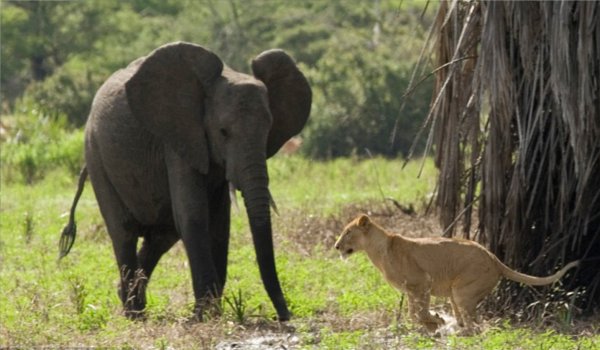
[60,42,311,321]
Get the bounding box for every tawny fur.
[334,214,579,333]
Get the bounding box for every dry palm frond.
[415,0,600,313]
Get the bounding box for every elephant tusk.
[269,192,280,216]
[229,182,240,213]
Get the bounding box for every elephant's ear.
[125,42,223,173]
[251,49,312,158]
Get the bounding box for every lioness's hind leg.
[452,275,498,333]
[452,287,483,333]
[407,295,418,323]
[450,296,464,327]
[407,289,444,331]
[455,298,477,331]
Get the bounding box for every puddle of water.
[216,334,300,350]
[434,310,461,336]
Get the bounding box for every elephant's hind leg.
[87,160,146,319]
[136,227,180,314]
[137,228,180,280]
[106,217,146,319]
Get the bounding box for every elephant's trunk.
[240,164,290,321]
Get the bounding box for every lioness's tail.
[495,258,579,286]
[59,166,88,259]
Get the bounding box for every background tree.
[1,0,433,158]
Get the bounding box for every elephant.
[58,42,311,321]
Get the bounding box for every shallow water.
[216,334,300,350]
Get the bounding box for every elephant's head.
[124,42,311,320]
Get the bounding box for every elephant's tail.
[59,166,88,260]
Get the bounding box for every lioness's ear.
[357,215,370,227]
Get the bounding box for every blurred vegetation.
[1,0,434,182]
[0,103,84,184]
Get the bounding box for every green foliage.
[67,273,88,315]
[154,337,170,350]
[1,0,434,158]
[319,329,364,349]
[0,0,185,123]
[0,102,84,184]
[1,1,120,104]
[303,44,430,158]
[298,1,432,158]
[25,60,108,126]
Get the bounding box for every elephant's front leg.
[209,181,231,299]
[175,195,222,320]
[166,152,221,321]
[181,220,222,321]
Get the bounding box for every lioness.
[334,214,579,333]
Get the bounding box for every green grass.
[268,156,434,213]
[1,156,598,349]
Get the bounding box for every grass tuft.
[22,211,34,244]
[224,288,249,324]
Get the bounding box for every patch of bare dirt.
[273,200,441,256]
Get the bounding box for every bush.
[302,40,431,159]
[25,59,109,127]
[0,102,84,184]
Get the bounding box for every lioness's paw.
[457,324,482,336]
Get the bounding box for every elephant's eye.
[220,128,229,138]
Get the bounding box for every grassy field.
[1,156,598,349]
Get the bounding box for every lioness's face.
[334,215,370,258]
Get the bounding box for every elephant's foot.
[122,294,147,321]
[188,296,223,322]
[124,308,147,321]
[269,293,291,322]
[119,268,149,320]
[119,293,147,321]
[275,307,291,322]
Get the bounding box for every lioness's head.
[334,214,372,258]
